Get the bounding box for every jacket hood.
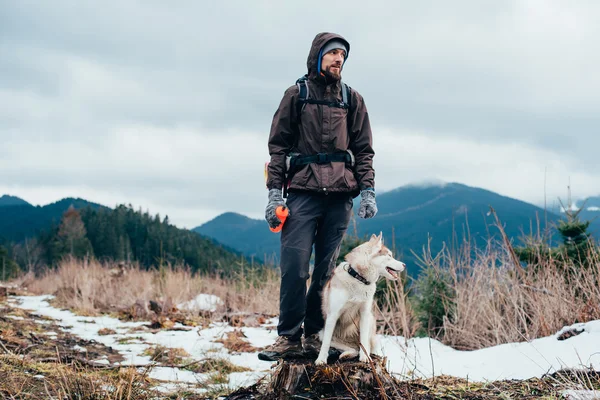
[306,32,350,80]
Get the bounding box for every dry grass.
[142,345,191,365]
[24,258,280,318]
[185,357,251,375]
[17,232,600,353]
[0,353,155,400]
[378,236,600,350]
[445,244,600,350]
[214,329,262,353]
[377,276,420,340]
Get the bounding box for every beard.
[323,65,342,82]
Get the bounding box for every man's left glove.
[358,188,377,219]
[265,188,287,229]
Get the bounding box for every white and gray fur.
[315,232,405,365]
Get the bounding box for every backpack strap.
[341,81,350,111]
[285,77,353,198]
[296,75,351,115]
[296,74,310,117]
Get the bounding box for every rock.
[558,327,585,341]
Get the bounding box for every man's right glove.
[265,188,287,229]
[358,188,378,219]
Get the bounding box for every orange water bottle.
[270,206,289,233]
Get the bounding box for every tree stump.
[226,355,408,400]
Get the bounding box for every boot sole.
[257,350,304,362]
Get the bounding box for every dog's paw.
[315,357,328,366]
[371,348,383,357]
[339,350,358,360]
[359,353,370,363]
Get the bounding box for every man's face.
[321,48,346,80]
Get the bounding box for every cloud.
[1,0,599,228]
[374,129,598,209]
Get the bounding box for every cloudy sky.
[1,0,600,228]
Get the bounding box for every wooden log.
[227,355,407,400]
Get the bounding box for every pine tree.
[0,245,20,281]
[515,187,596,271]
[58,206,93,258]
[555,198,593,268]
[413,265,455,337]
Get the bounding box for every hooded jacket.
[266,32,375,196]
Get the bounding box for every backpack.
[280,75,354,198]
[295,74,351,117]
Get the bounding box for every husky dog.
[315,232,405,365]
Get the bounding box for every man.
[258,32,377,361]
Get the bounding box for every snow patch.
[149,367,204,384]
[178,294,223,312]
[563,389,600,399]
[9,294,600,389]
[72,345,87,353]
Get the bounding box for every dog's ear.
[369,235,383,255]
[370,232,383,242]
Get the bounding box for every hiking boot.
[302,334,322,358]
[257,336,303,361]
[303,334,343,361]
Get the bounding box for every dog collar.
[344,263,371,285]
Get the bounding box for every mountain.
[546,196,600,236]
[575,196,600,235]
[0,195,30,207]
[0,197,107,243]
[193,212,280,264]
[194,183,566,275]
[0,196,252,275]
[355,183,562,270]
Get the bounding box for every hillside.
[0,195,30,207]
[0,196,254,276]
[0,197,106,243]
[356,182,562,269]
[193,212,280,264]
[195,183,566,275]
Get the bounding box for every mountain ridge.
[193,182,580,274]
[0,195,31,207]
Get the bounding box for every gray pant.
[278,191,353,340]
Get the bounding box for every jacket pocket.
[290,165,311,187]
[343,167,358,191]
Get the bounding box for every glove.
[265,188,287,229]
[358,189,377,219]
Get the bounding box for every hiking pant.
[277,191,353,340]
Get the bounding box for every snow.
[588,207,600,212]
[177,294,223,312]
[72,345,87,352]
[8,294,600,393]
[563,390,600,399]
[382,320,600,381]
[148,367,205,384]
